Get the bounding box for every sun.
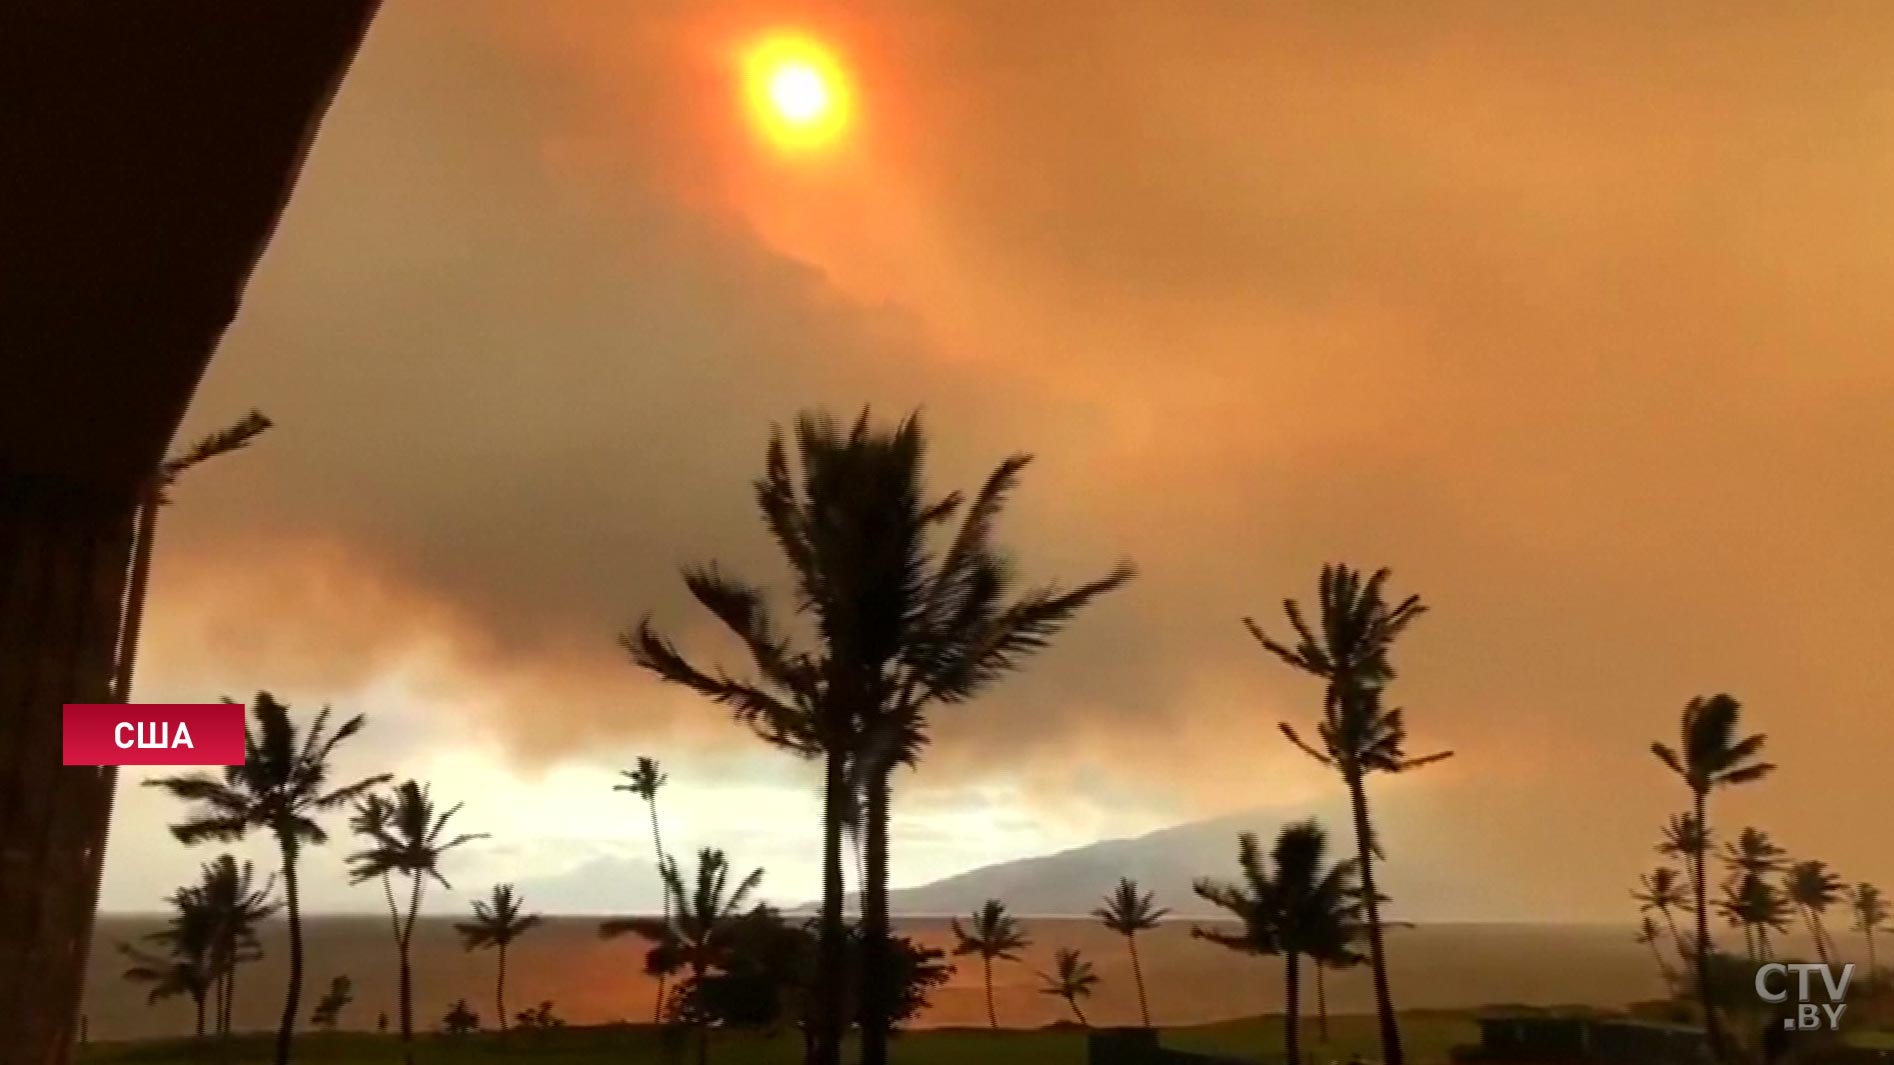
[741,33,852,151]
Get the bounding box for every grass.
[73,1012,1483,1065]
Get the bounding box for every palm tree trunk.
[276,841,304,1065]
[1127,933,1152,1028]
[810,752,846,1065]
[1867,926,1878,989]
[195,992,207,1039]
[1692,792,1727,1062]
[984,956,997,1029]
[1661,907,1688,968]
[1346,768,1404,1065]
[496,940,509,1036]
[1315,963,1330,1043]
[859,766,893,1065]
[1806,911,1831,965]
[1069,996,1088,1027]
[1284,951,1302,1065]
[647,798,669,1026]
[1647,935,1672,983]
[399,873,422,1065]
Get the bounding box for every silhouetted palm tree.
[1851,884,1889,988]
[1634,867,1694,965]
[1785,860,1845,964]
[1651,693,1773,1061]
[455,884,542,1036]
[603,848,765,1065]
[1636,917,1674,985]
[1732,874,1793,960]
[1037,947,1100,1026]
[1308,929,1365,1044]
[1194,824,1358,1065]
[188,854,278,1040]
[616,758,673,1023]
[1720,827,1787,880]
[146,693,387,1065]
[1249,565,1449,1065]
[627,410,1131,1065]
[952,900,1031,1030]
[119,887,219,1040]
[1093,878,1169,1028]
[347,780,485,1065]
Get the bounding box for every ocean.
[79,916,1724,1042]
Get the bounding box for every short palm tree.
[1633,867,1694,965]
[602,848,765,1065]
[455,884,542,1035]
[627,410,1131,1065]
[1249,565,1449,1065]
[1037,947,1100,1026]
[1733,874,1793,960]
[615,758,672,1023]
[1785,860,1845,964]
[1093,878,1169,1027]
[145,693,387,1065]
[1651,693,1773,1061]
[1851,884,1890,988]
[952,900,1031,1030]
[119,889,218,1039]
[347,780,486,1065]
[1657,813,1712,880]
[1636,917,1674,985]
[188,853,278,1039]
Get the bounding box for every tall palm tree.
[145,693,386,1065]
[1633,867,1694,965]
[347,780,485,1065]
[616,758,673,1023]
[1249,565,1449,1065]
[1093,878,1169,1028]
[1636,917,1675,985]
[1851,884,1889,988]
[1036,948,1100,1026]
[627,410,1132,1065]
[602,848,766,1065]
[1785,860,1845,964]
[454,884,542,1036]
[951,900,1031,1030]
[1651,693,1773,1061]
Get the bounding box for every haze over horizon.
[101,2,1894,923]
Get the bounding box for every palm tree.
[1851,884,1890,989]
[310,976,353,1031]
[1733,874,1793,960]
[615,757,672,1023]
[951,900,1031,1030]
[347,780,486,1065]
[1651,693,1773,1061]
[1658,813,1712,879]
[188,854,278,1040]
[1249,565,1449,1065]
[602,848,766,1065]
[1636,917,1675,985]
[1633,867,1694,965]
[1093,878,1169,1028]
[1720,827,1788,880]
[627,410,1132,1065]
[1037,948,1100,1026]
[1785,860,1845,964]
[145,693,387,1065]
[119,890,218,1040]
[455,884,542,1036]
[1308,929,1364,1044]
[1194,824,1358,1065]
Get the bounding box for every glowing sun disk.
[742,34,851,151]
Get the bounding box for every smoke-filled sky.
[103,2,1894,920]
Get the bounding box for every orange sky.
[104,1,1894,919]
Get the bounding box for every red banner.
[62,703,246,767]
